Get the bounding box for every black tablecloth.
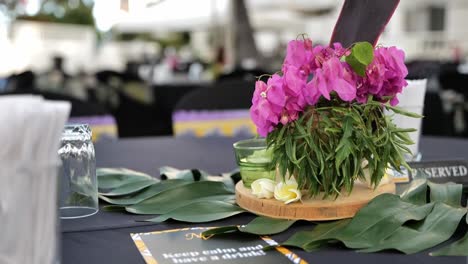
[61,136,468,264]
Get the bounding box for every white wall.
[8,21,96,75]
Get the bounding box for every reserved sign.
[391,160,468,185]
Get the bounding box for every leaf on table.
[102,205,127,212]
[99,178,157,196]
[282,194,434,250]
[337,194,434,249]
[400,179,428,205]
[239,216,297,235]
[427,181,463,207]
[201,226,240,238]
[282,219,350,252]
[430,211,468,256]
[97,168,155,189]
[359,203,467,254]
[199,217,298,238]
[125,181,235,215]
[99,179,191,205]
[144,201,246,223]
[430,231,468,256]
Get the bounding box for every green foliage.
[97,169,241,223]
[267,96,416,198]
[125,181,234,215]
[97,168,156,189]
[98,168,468,255]
[99,180,191,205]
[144,201,245,223]
[17,0,95,26]
[238,217,297,235]
[430,214,468,256]
[345,42,374,76]
[99,178,157,197]
[200,216,297,237]
[281,180,468,255]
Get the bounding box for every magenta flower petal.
[390,96,399,106]
[334,78,356,101]
[305,80,321,105]
[284,68,306,97]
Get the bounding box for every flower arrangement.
[250,37,419,198]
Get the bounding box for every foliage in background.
[16,0,94,26]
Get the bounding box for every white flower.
[251,178,276,199]
[274,177,302,204]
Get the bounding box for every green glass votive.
[233,138,275,188]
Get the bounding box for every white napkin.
[0,95,70,264]
[392,79,427,158]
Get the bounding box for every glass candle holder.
[58,124,98,219]
[233,138,275,188]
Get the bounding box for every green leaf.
[345,42,374,76]
[102,205,126,212]
[201,226,240,238]
[144,201,246,223]
[428,182,463,207]
[97,168,154,189]
[99,178,157,196]
[386,105,423,118]
[283,194,434,250]
[430,231,468,256]
[125,181,234,215]
[352,42,374,65]
[99,179,191,205]
[400,179,428,205]
[282,220,350,251]
[346,54,366,76]
[285,136,299,165]
[239,216,297,235]
[338,195,434,249]
[392,128,417,133]
[359,203,467,254]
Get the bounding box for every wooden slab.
[236,181,395,221]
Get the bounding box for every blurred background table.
[61,136,468,264]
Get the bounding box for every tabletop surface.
[61,136,468,264]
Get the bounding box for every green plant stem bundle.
[266,96,420,198]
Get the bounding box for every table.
[61,136,468,264]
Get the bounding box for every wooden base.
[235,181,396,221]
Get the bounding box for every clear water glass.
[233,138,276,188]
[58,124,98,219]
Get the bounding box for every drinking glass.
[233,138,275,188]
[58,124,98,219]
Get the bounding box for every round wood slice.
[235,181,396,221]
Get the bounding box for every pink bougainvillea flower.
[250,74,288,136]
[304,80,321,106]
[283,39,314,77]
[309,57,356,101]
[360,46,408,105]
[250,38,409,137]
[283,67,307,97]
[309,43,348,70]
